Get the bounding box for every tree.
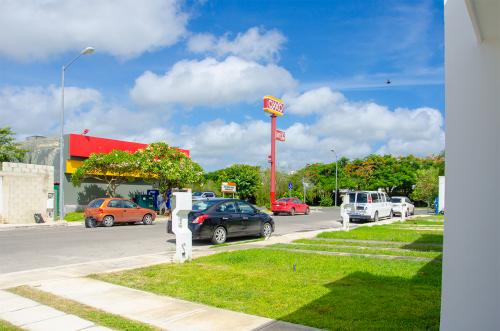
[411,167,440,207]
[136,142,204,192]
[0,127,26,162]
[207,164,261,202]
[71,150,139,196]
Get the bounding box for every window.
[107,200,122,208]
[88,199,104,208]
[391,197,402,203]
[406,198,412,204]
[192,192,202,197]
[293,199,302,204]
[237,201,256,214]
[122,201,137,208]
[371,193,380,203]
[381,194,387,202]
[276,198,291,203]
[356,193,368,203]
[216,202,237,213]
[204,192,215,198]
[192,200,218,211]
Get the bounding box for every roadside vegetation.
[9,286,160,331]
[92,219,443,330]
[64,212,84,222]
[0,319,23,331]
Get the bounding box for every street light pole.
[59,47,95,220]
[331,149,338,207]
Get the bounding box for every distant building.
[21,134,190,213]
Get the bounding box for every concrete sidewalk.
[36,277,318,331]
[0,290,110,331]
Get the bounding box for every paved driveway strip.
[35,277,319,331]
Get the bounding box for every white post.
[340,193,350,231]
[171,191,192,263]
[401,203,406,222]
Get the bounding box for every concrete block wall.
[0,162,54,224]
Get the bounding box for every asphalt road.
[0,207,342,274]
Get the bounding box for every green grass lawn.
[318,224,443,244]
[270,243,443,259]
[295,238,443,251]
[0,319,23,331]
[64,212,84,222]
[93,248,441,330]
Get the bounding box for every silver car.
[390,196,415,217]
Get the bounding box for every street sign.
[288,182,293,190]
[275,129,286,141]
[221,182,237,193]
[263,96,285,116]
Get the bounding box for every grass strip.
[271,243,443,259]
[8,286,160,331]
[0,320,24,331]
[318,224,443,243]
[64,212,84,222]
[295,239,443,252]
[210,237,264,248]
[92,248,441,330]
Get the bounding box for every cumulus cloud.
[0,0,188,60]
[130,56,297,107]
[0,85,174,143]
[187,27,286,62]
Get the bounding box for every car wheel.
[305,207,310,215]
[261,222,272,239]
[273,212,279,216]
[211,226,227,245]
[373,211,379,222]
[290,208,295,216]
[102,215,114,227]
[142,214,153,225]
[85,217,96,228]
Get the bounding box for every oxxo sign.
[263,96,285,116]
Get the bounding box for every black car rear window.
[88,199,104,208]
[192,200,219,211]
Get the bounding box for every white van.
[345,191,393,222]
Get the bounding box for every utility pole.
[331,149,338,206]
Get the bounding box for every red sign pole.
[270,114,277,205]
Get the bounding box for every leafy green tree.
[217,164,261,202]
[411,167,440,207]
[71,150,139,196]
[0,127,26,162]
[136,142,204,192]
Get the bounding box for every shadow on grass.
[402,233,444,252]
[268,234,443,331]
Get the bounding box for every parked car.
[192,191,216,200]
[390,196,415,216]
[344,191,392,222]
[186,198,274,244]
[271,197,310,216]
[84,198,156,228]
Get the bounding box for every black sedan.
[188,198,274,244]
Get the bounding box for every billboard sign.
[263,96,285,116]
[221,182,237,193]
[275,129,285,142]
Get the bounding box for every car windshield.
[391,197,402,203]
[192,200,219,211]
[88,199,104,208]
[192,192,203,197]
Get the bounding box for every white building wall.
[441,0,500,330]
[0,162,54,224]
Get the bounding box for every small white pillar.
[400,203,406,222]
[340,194,350,231]
[171,191,192,263]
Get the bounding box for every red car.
[272,198,310,216]
[84,198,156,228]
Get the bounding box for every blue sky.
[0,0,444,170]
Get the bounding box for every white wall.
[441,0,500,330]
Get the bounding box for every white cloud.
[187,27,286,62]
[0,0,188,60]
[130,56,297,108]
[0,85,174,143]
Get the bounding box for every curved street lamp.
[59,47,95,220]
